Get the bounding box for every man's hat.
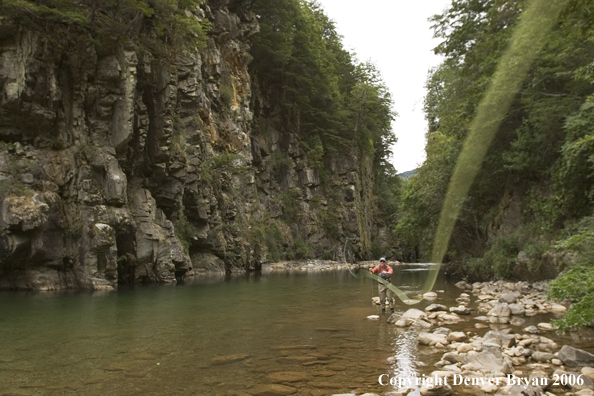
[380,257,386,262]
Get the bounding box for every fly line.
[431,0,568,266]
[353,0,569,306]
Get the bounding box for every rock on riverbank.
[323,279,594,396]
[262,260,354,272]
[392,280,594,396]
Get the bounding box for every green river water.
[0,264,586,396]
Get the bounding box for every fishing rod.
[348,263,440,306]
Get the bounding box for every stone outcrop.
[400,281,594,396]
[0,1,388,290]
[558,345,594,368]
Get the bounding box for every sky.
[316,0,451,173]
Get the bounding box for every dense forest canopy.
[0,0,211,55]
[249,0,396,169]
[395,0,594,331]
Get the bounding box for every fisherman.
[370,257,395,314]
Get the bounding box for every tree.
[0,0,210,55]
[397,0,594,281]
[250,0,400,258]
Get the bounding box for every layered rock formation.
[0,0,388,290]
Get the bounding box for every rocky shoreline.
[353,279,594,396]
[185,259,356,275]
[262,260,354,272]
[201,261,594,396]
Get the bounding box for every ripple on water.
[389,328,421,393]
[0,267,464,395]
[268,371,309,382]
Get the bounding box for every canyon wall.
[0,0,390,290]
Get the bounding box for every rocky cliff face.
[0,0,386,290]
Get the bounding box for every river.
[0,263,585,396]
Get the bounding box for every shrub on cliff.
[0,0,210,55]
[548,219,594,332]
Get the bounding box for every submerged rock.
[575,389,594,396]
[524,325,539,334]
[210,353,250,365]
[440,313,461,323]
[509,317,525,327]
[268,372,308,383]
[433,327,452,336]
[531,351,554,363]
[508,303,525,316]
[424,292,438,299]
[505,384,542,396]
[455,280,470,290]
[249,384,297,396]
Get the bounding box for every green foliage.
[554,231,594,253]
[395,133,460,259]
[468,235,518,279]
[549,264,594,332]
[249,217,285,263]
[279,187,301,222]
[548,217,594,332]
[552,98,594,220]
[525,187,565,232]
[0,0,210,56]
[374,160,400,226]
[302,135,325,173]
[250,0,396,175]
[74,142,98,162]
[173,210,198,254]
[456,221,554,279]
[292,237,313,259]
[409,0,594,330]
[397,0,594,271]
[1,0,88,26]
[171,118,189,167]
[117,253,138,264]
[250,0,401,256]
[551,216,594,258]
[320,202,340,234]
[270,150,293,172]
[219,70,235,108]
[199,152,248,183]
[0,181,33,197]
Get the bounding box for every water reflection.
[390,328,421,395]
[7,263,571,395]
